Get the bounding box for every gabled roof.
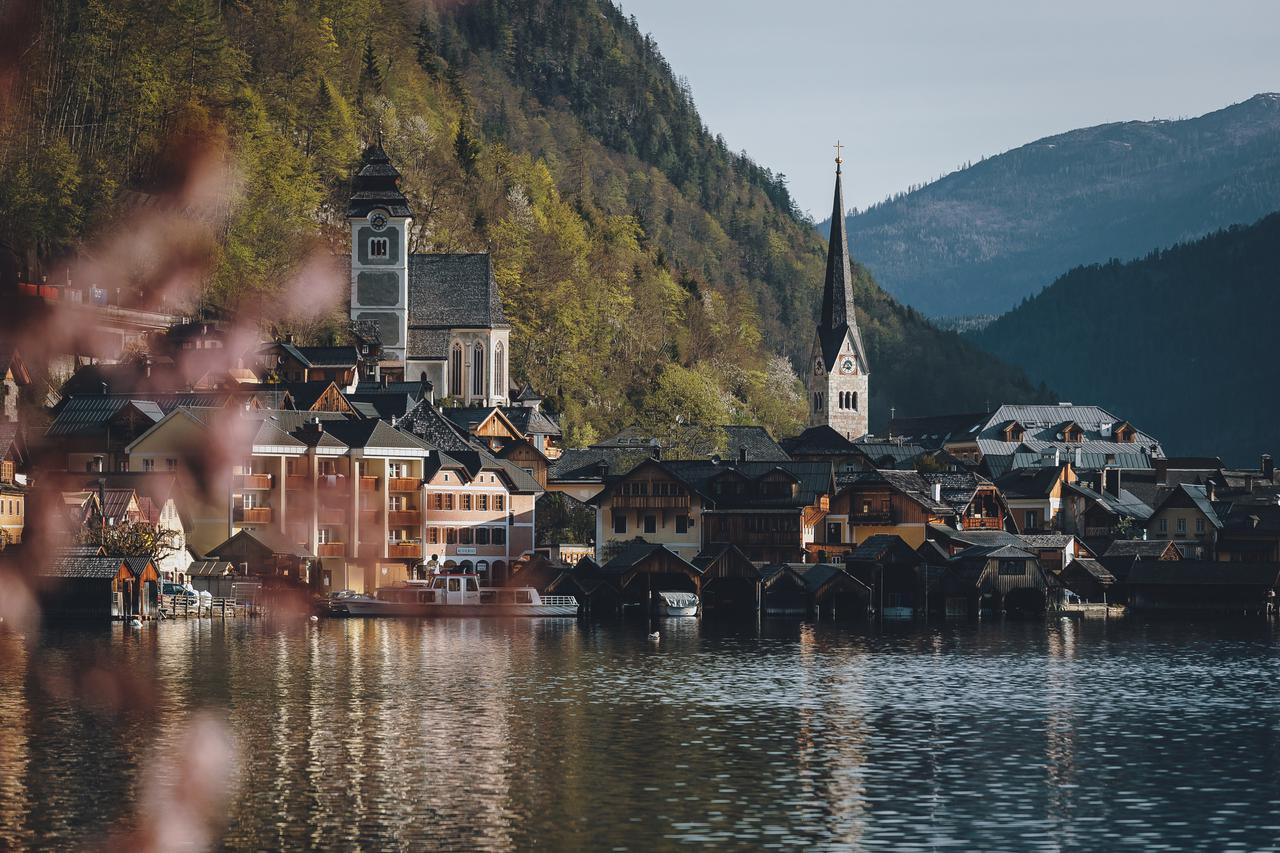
[598,540,702,577]
[847,534,921,564]
[926,524,1026,549]
[40,555,128,579]
[443,406,522,438]
[888,411,992,449]
[780,424,857,457]
[1018,534,1079,550]
[1064,557,1115,584]
[407,253,508,336]
[1103,539,1181,559]
[1065,481,1154,521]
[995,466,1065,500]
[305,418,428,453]
[207,528,314,559]
[397,399,477,453]
[294,346,360,368]
[922,471,997,516]
[975,404,1163,463]
[850,440,925,470]
[499,406,563,438]
[46,393,232,437]
[548,447,653,483]
[839,469,952,515]
[1150,483,1225,529]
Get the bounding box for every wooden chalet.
[1059,558,1116,604]
[844,534,939,620]
[206,528,316,588]
[549,541,703,614]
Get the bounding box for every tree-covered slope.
[0,0,1047,442]
[835,94,1280,318]
[971,213,1280,464]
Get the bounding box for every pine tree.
[414,16,439,76]
[360,35,384,96]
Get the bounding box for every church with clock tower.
[348,144,510,406]
[808,147,870,439]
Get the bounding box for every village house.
[828,469,957,552]
[257,340,363,388]
[1145,483,1224,559]
[591,457,833,564]
[995,463,1077,533]
[0,468,23,548]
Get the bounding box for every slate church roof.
[815,161,868,372]
[406,253,508,359]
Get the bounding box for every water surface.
[2,617,1279,850]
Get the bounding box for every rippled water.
[2,617,1280,851]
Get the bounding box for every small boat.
[342,573,578,617]
[656,591,699,617]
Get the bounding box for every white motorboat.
[656,591,699,617]
[342,573,578,617]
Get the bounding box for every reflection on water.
[2,617,1280,850]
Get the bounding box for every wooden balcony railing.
[388,477,421,492]
[233,506,273,524]
[851,511,893,524]
[359,476,379,493]
[316,542,346,557]
[612,494,690,510]
[962,517,1003,530]
[236,473,273,490]
[387,541,423,559]
[285,475,310,492]
[388,509,421,527]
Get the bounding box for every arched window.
[494,341,505,399]
[450,345,463,396]
[851,392,858,411]
[472,343,485,397]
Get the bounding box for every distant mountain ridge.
[831,94,1280,317]
[969,212,1280,465]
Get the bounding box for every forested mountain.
[0,0,1047,443]
[971,213,1280,464]
[832,94,1280,318]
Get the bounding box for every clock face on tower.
[840,356,855,375]
[370,213,388,231]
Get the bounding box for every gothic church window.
[495,341,505,397]
[472,343,485,397]
[450,346,463,396]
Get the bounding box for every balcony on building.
[961,516,1003,530]
[388,476,421,493]
[236,472,273,490]
[851,510,894,524]
[388,508,421,527]
[317,473,348,495]
[233,506,273,524]
[387,540,423,559]
[359,475,379,493]
[316,542,346,557]
[612,493,691,511]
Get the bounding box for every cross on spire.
[833,139,844,171]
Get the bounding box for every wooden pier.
[157,594,258,619]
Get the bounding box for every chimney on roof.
[932,482,942,503]
[739,446,748,463]
[1103,467,1121,498]
[1204,480,1215,502]
[594,460,609,479]
[1263,453,1274,483]
[285,334,295,345]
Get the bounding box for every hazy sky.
[618,0,1280,218]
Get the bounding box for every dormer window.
[1001,421,1025,442]
[369,237,389,259]
[1062,424,1084,443]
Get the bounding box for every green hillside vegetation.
[971,212,1280,465]
[0,0,1048,444]
[837,94,1280,318]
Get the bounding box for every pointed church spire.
[816,148,867,370]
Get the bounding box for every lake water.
[2,616,1280,851]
